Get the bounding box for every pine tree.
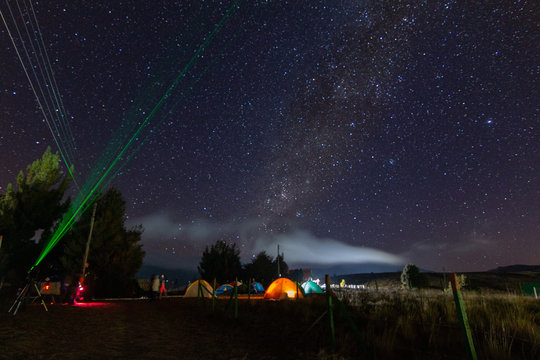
[243,251,275,287]
[401,263,427,289]
[0,147,71,285]
[60,188,145,297]
[198,240,241,284]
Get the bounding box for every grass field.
[1,285,538,359]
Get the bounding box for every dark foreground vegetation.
[1,287,538,359]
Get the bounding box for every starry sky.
[1,1,538,273]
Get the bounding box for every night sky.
[1,1,538,273]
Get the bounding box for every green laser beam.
[104,49,222,187]
[32,0,241,269]
[85,0,242,190]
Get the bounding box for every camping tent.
[184,280,214,298]
[301,280,324,294]
[215,284,233,296]
[251,282,265,293]
[264,278,303,300]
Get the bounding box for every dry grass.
[337,289,540,359]
[0,289,538,359]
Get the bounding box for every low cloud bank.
[255,230,404,266]
[129,213,404,268]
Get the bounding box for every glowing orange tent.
[264,278,303,300]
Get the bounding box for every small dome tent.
[215,284,233,296]
[251,282,265,293]
[264,278,303,300]
[301,280,324,294]
[184,280,214,298]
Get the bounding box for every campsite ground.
[1,270,539,359]
[0,296,335,360]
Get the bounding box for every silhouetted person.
[151,274,160,300]
[159,274,167,299]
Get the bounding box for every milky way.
[1,1,538,272]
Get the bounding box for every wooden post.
[325,274,336,351]
[443,268,447,291]
[247,278,251,301]
[451,273,478,360]
[277,244,280,277]
[371,272,379,292]
[234,277,238,319]
[81,203,97,281]
[212,278,216,312]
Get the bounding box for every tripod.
[8,277,48,315]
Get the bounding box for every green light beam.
[32,0,241,269]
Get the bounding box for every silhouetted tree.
[61,188,144,297]
[0,147,71,285]
[401,264,427,289]
[198,240,241,284]
[243,251,275,287]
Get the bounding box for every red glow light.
[73,302,111,308]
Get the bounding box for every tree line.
[0,148,144,297]
[0,148,291,298]
[198,240,288,288]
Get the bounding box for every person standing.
[151,274,160,300]
[159,274,167,299]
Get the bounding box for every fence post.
[451,273,478,360]
[534,287,538,299]
[212,278,216,312]
[234,277,238,319]
[371,272,379,292]
[325,274,336,351]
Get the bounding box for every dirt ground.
[0,296,338,360]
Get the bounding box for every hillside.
[333,266,540,293]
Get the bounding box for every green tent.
[301,280,324,294]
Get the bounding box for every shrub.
[401,264,427,289]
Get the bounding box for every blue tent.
[251,282,265,293]
[301,280,324,294]
[215,284,233,295]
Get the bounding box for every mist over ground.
[129,212,405,275]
